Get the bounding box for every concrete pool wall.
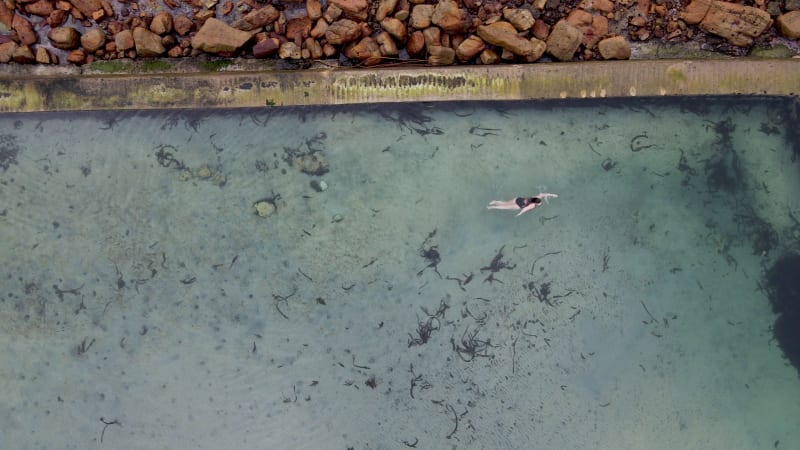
[0,59,799,112]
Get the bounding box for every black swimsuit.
[515,197,542,208]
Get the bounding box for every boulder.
[777,11,800,39]
[700,0,772,46]
[546,20,582,61]
[0,41,18,63]
[566,9,608,48]
[375,31,398,56]
[232,5,279,31]
[431,0,467,32]
[26,0,55,17]
[477,21,539,56]
[428,45,455,65]
[12,44,35,63]
[406,30,425,55]
[81,28,106,52]
[344,36,381,65]
[174,15,194,36]
[114,29,134,51]
[192,18,253,53]
[278,41,301,59]
[503,8,535,31]
[13,15,38,46]
[35,46,52,64]
[681,0,772,46]
[598,35,631,59]
[307,0,322,20]
[150,11,173,35]
[376,0,398,21]
[410,4,434,29]
[456,35,485,61]
[68,0,102,17]
[48,26,81,49]
[325,18,362,45]
[253,38,280,57]
[328,0,368,21]
[286,16,312,40]
[0,1,12,29]
[381,17,407,42]
[133,26,165,56]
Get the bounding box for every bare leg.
[487,200,519,210]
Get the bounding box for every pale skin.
[487,193,558,216]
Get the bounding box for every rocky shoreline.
[0,0,799,67]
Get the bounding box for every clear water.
[1,98,799,449]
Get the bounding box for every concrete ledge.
[1,59,799,112]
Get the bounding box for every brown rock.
[322,43,337,56]
[278,41,301,59]
[26,0,55,17]
[66,48,86,64]
[344,36,381,65]
[546,19,582,61]
[477,21,538,56]
[522,38,547,62]
[579,0,615,13]
[406,30,424,55]
[0,2,12,29]
[503,7,535,31]
[376,0,398,21]
[680,0,711,25]
[428,45,454,65]
[305,37,323,58]
[174,15,194,35]
[456,35,484,61]
[192,18,253,53]
[232,5,279,31]
[35,46,52,63]
[777,10,800,39]
[699,1,772,46]
[629,16,647,27]
[13,15,38,46]
[150,11,173,35]
[286,16,312,40]
[566,9,608,48]
[91,9,104,21]
[81,28,106,52]
[375,31,398,56]
[410,4,434,29]
[422,26,441,47]
[48,26,80,49]
[532,19,550,40]
[68,0,102,17]
[323,4,343,23]
[328,0,368,21]
[431,0,467,32]
[310,18,328,38]
[115,29,134,50]
[598,35,630,59]
[381,17,407,42]
[307,0,322,20]
[133,26,165,56]
[325,18,362,45]
[0,41,17,63]
[167,46,183,57]
[48,9,68,27]
[252,37,279,57]
[13,44,35,63]
[479,48,499,64]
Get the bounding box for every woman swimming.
[487,193,558,217]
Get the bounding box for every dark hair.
[531,197,542,204]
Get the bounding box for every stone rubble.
[0,0,798,67]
